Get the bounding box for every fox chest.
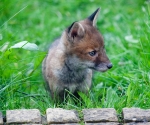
[58,69,87,84]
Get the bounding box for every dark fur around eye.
[89,50,96,56]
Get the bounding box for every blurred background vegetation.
[0,0,150,115]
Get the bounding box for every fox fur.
[42,8,112,101]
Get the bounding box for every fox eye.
[89,50,96,56]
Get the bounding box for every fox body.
[42,8,112,100]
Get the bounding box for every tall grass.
[0,0,150,115]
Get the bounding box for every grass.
[0,0,150,116]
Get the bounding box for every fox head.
[64,8,112,72]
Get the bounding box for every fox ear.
[88,8,100,27]
[68,22,85,41]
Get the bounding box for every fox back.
[42,8,112,101]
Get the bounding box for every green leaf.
[0,34,2,40]
[78,92,93,108]
[126,83,133,107]
[105,87,119,108]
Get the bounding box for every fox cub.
[42,8,112,101]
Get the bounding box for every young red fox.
[42,8,112,101]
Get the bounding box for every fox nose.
[107,63,113,69]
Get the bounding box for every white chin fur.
[96,67,108,72]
